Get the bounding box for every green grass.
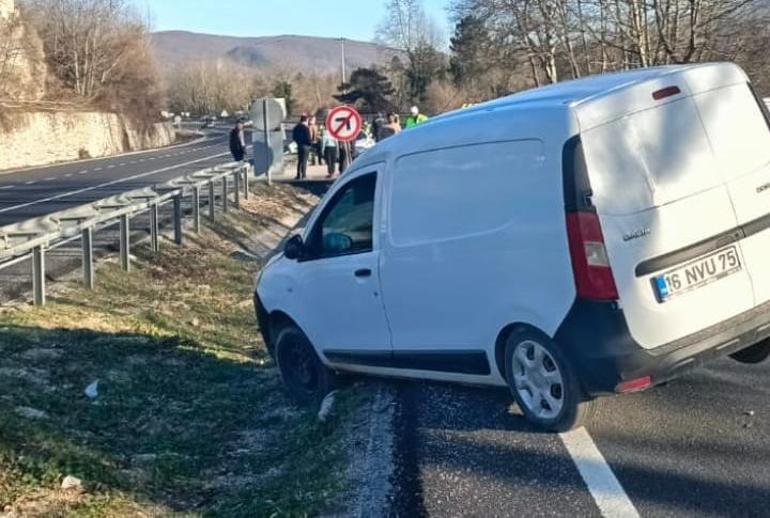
[0,184,360,517]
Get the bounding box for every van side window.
[305,173,376,259]
[389,140,545,247]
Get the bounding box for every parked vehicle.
[254,63,770,431]
[354,131,375,158]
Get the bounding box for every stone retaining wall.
[0,112,176,171]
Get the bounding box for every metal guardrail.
[0,161,254,306]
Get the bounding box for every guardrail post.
[208,180,215,221]
[149,203,159,252]
[173,194,183,245]
[233,171,241,208]
[192,185,201,233]
[119,214,130,272]
[32,245,46,306]
[243,166,249,199]
[82,227,94,290]
[222,175,229,213]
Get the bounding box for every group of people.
[228,105,430,181]
[371,106,428,142]
[292,115,350,180]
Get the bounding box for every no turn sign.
[326,105,363,143]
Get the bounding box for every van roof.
[353,62,749,169]
[430,62,748,130]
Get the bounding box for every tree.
[376,0,444,51]
[272,80,294,116]
[376,0,450,109]
[335,67,394,112]
[449,15,487,87]
[450,0,767,88]
[406,43,447,103]
[24,0,162,123]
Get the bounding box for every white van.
[255,63,770,431]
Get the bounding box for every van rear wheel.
[274,324,336,405]
[504,328,597,432]
[730,339,770,364]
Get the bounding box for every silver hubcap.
[512,340,564,420]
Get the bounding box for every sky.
[132,0,453,43]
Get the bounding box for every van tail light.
[566,211,619,300]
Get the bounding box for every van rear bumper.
[554,299,770,396]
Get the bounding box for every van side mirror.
[284,234,304,260]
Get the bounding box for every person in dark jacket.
[292,115,312,180]
[229,120,246,161]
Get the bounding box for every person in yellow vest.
[405,106,428,128]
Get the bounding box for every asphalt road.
[391,356,770,517]
[0,127,242,226]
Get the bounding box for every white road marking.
[0,151,229,215]
[64,173,73,177]
[0,185,12,190]
[24,180,35,185]
[560,428,640,518]
[107,165,115,168]
[78,170,88,175]
[46,177,56,181]
[94,167,102,171]
[118,162,126,166]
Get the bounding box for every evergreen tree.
[335,67,395,113]
[449,15,487,87]
[272,80,294,116]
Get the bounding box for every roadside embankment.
[0,181,390,516]
[0,110,176,171]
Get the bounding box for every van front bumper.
[554,299,770,396]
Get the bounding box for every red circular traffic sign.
[326,105,363,143]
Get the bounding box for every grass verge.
[0,182,362,517]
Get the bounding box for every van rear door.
[579,90,755,350]
[692,82,770,307]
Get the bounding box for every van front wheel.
[504,329,597,432]
[274,325,336,405]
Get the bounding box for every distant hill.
[151,31,405,74]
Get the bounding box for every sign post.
[325,105,362,173]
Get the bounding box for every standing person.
[321,127,338,178]
[372,112,386,142]
[405,106,428,128]
[292,115,312,180]
[229,120,247,162]
[377,112,402,141]
[308,116,321,165]
[338,141,350,174]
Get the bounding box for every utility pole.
[340,37,347,85]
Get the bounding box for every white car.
[255,62,770,431]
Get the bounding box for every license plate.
[653,246,742,302]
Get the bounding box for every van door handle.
[354,268,372,278]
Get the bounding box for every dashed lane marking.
[79,170,88,175]
[94,167,102,171]
[46,177,56,181]
[0,185,13,190]
[24,180,35,185]
[0,151,229,215]
[64,173,73,177]
[560,428,640,518]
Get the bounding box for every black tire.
[274,324,336,405]
[504,328,598,432]
[730,339,770,364]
